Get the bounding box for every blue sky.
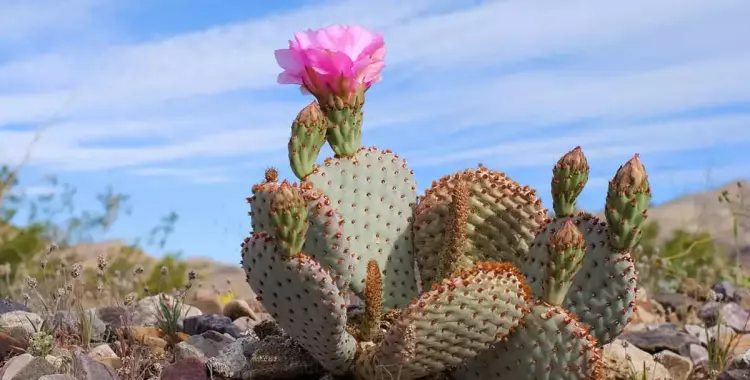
[1,0,749,264]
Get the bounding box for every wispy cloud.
[0,0,749,182]
[129,166,233,184]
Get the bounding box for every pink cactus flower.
[274,25,386,107]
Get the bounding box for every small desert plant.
[153,267,196,340]
[27,330,54,356]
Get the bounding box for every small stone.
[0,311,42,342]
[72,348,119,380]
[161,357,209,380]
[0,300,29,315]
[182,314,242,338]
[174,330,234,361]
[654,350,692,380]
[6,356,56,380]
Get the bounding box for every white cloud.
[586,164,750,189]
[0,0,748,178]
[129,167,233,184]
[409,114,750,168]
[0,0,104,43]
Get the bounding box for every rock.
[0,331,27,359]
[205,335,259,379]
[44,355,64,371]
[47,310,108,342]
[94,306,129,330]
[731,334,750,357]
[718,348,750,379]
[601,339,672,380]
[174,330,235,361]
[620,324,699,353]
[223,299,258,321]
[125,327,169,357]
[249,335,325,380]
[717,369,750,380]
[95,357,123,370]
[89,343,118,359]
[0,353,34,380]
[233,316,259,333]
[679,344,709,366]
[0,311,42,341]
[633,290,667,325]
[654,350,692,380]
[6,356,57,380]
[182,314,242,338]
[684,324,736,346]
[72,348,119,380]
[0,300,29,315]
[38,375,76,380]
[679,278,713,301]
[160,357,209,380]
[714,281,740,302]
[653,293,700,313]
[699,303,750,333]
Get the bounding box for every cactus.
[305,147,419,308]
[240,25,652,379]
[455,300,603,380]
[241,233,357,374]
[354,262,531,379]
[249,174,355,290]
[414,167,548,288]
[520,153,648,346]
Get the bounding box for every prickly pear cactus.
[355,262,531,379]
[520,148,649,345]
[248,172,355,289]
[306,147,419,308]
[414,167,548,289]
[243,26,652,379]
[241,233,356,374]
[455,300,603,380]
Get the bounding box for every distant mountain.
[645,180,750,246]
[66,180,750,300]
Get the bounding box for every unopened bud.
[611,154,649,194]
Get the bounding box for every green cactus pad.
[522,214,638,345]
[306,147,418,308]
[456,300,603,380]
[241,233,356,374]
[355,262,531,380]
[249,181,355,290]
[414,167,548,289]
[302,187,357,290]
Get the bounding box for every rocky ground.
[0,278,750,380]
